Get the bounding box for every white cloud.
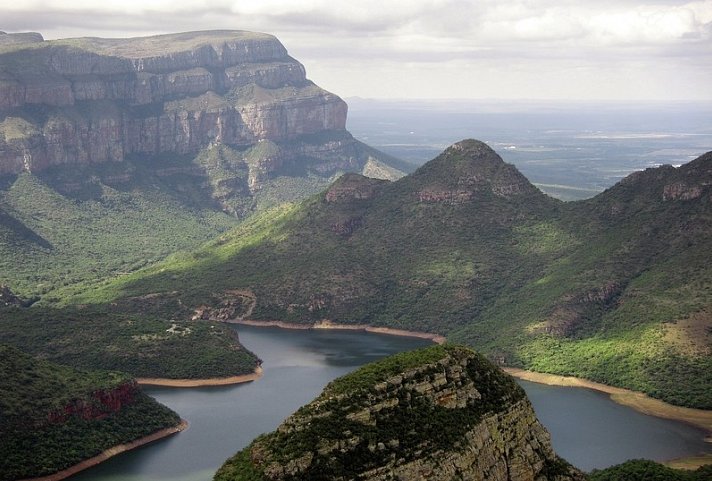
[2,0,711,99]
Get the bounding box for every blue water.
[520,379,711,471]
[71,325,711,480]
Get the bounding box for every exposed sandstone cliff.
[215,345,584,481]
[0,345,182,480]
[0,31,392,182]
[45,380,139,424]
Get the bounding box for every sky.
[1,0,711,101]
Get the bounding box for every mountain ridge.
[65,139,712,408]
[0,30,407,302]
[215,345,585,481]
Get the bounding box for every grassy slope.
[0,157,238,300]
[77,141,712,408]
[0,156,265,378]
[0,132,403,380]
[0,345,181,480]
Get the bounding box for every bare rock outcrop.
[0,31,350,177]
[0,284,26,307]
[46,381,139,424]
[215,345,584,481]
[324,173,388,203]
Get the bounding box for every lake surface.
[73,325,711,480]
[520,379,711,471]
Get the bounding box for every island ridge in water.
[71,326,712,481]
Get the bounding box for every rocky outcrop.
[0,31,353,177]
[663,181,704,201]
[606,152,711,209]
[0,284,25,307]
[215,345,584,481]
[414,140,544,204]
[46,381,139,424]
[192,290,257,321]
[330,216,363,236]
[540,281,623,338]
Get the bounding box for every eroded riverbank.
[137,367,263,388]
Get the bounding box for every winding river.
[72,325,711,480]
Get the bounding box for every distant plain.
[347,99,712,200]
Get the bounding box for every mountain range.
[0,30,406,301]
[71,139,712,409]
[1,28,711,481]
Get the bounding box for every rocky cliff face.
[46,380,139,424]
[0,30,368,179]
[0,32,44,46]
[215,345,584,481]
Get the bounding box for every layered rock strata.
[215,345,584,481]
[0,31,349,176]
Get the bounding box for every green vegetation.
[79,142,712,408]
[215,345,529,481]
[324,344,451,395]
[589,460,712,481]
[214,449,267,481]
[0,157,238,300]
[0,121,402,381]
[0,345,129,418]
[0,345,181,480]
[0,308,259,379]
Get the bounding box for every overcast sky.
[2,0,711,100]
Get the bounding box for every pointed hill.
[400,139,546,200]
[22,140,712,409]
[79,140,561,332]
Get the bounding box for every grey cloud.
[2,1,710,100]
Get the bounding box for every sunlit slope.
[78,141,712,408]
[0,157,239,300]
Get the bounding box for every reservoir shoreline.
[128,321,712,471]
[18,420,189,481]
[504,367,712,469]
[228,319,712,468]
[137,366,263,387]
[61,325,712,479]
[228,318,447,344]
[503,367,712,435]
[229,319,712,443]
